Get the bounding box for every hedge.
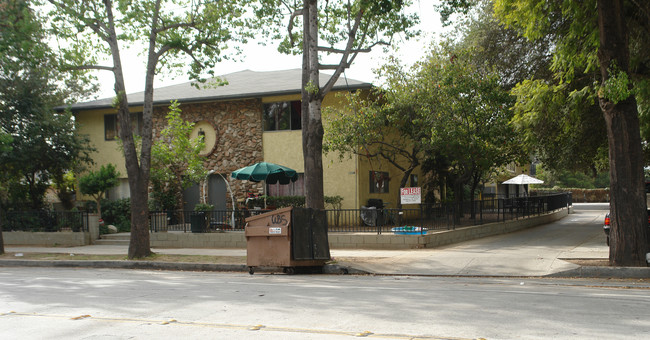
[532,188,609,203]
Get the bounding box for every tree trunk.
[397,168,415,210]
[128,173,151,259]
[597,0,649,266]
[0,213,4,254]
[301,0,325,210]
[103,1,151,259]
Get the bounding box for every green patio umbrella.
[231,162,298,185]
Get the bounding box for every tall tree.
[326,45,520,212]
[418,45,520,210]
[255,0,418,209]
[323,59,427,210]
[440,1,608,176]
[150,101,206,214]
[0,133,11,255]
[46,0,250,258]
[489,0,650,265]
[1,0,94,211]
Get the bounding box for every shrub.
[264,196,344,209]
[101,198,131,232]
[194,203,214,212]
[531,188,609,202]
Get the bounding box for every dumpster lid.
[244,206,293,223]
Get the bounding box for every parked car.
[603,210,650,246]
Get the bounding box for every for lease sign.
[400,187,421,204]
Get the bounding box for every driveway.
[335,203,609,276]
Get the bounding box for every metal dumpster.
[244,206,330,274]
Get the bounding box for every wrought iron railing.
[148,193,572,235]
[3,210,88,232]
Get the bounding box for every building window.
[369,171,389,193]
[263,101,301,131]
[409,174,419,187]
[267,173,305,196]
[104,112,143,140]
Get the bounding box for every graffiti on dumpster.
[271,214,288,225]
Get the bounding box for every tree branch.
[320,9,364,98]
[288,9,303,48]
[317,46,372,54]
[47,0,109,41]
[319,63,349,69]
[154,20,197,35]
[63,65,114,72]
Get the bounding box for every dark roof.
[66,69,372,111]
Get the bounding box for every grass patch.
[0,252,246,264]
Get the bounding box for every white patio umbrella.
[502,174,544,197]
[502,174,544,185]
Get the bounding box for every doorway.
[208,174,227,211]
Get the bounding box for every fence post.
[420,204,424,232]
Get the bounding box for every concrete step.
[100,233,130,241]
[94,238,129,246]
[95,233,130,245]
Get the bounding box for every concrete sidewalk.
[3,204,649,278]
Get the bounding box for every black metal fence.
[149,209,256,232]
[150,193,572,235]
[3,210,88,232]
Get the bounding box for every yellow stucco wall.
[74,107,145,175]
[75,89,421,210]
[262,92,359,209]
[74,106,145,201]
[356,153,423,209]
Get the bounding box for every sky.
[92,1,449,100]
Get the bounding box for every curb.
[546,266,650,279]
[0,259,248,272]
[1,260,646,278]
[0,259,368,275]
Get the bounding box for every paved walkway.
[4,203,649,278]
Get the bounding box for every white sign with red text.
[400,187,421,204]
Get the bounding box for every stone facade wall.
[151,99,265,208]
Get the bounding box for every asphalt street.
[1,267,649,340]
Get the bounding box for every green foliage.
[536,166,610,189]
[510,79,608,173]
[193,203,214,212]
[490,0,650,170]
[600,68,632,105]
[532,188,610,203]
[151,101,207,212]
[262,196,343,209]
[100,198,131,232]
[304,80,319,96]
[446,1,554,90]
[256,0,419,57]
[45,0,254,88]
[52,171,77,210]
[324,195,344,210]
[79,164,120,215]
[44,0,255,257]
[0,0,95,211]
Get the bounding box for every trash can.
[190,212,206,233]
[244,206,330,274]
